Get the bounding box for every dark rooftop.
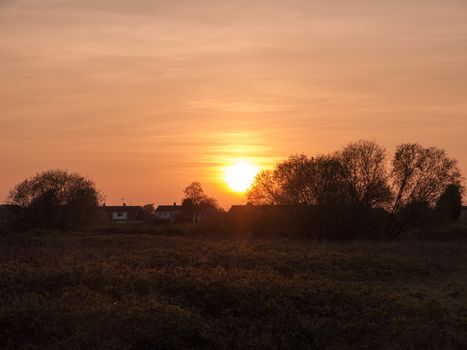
[155,205,183,212]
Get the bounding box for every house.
[102,204,144,223]
[155,203,183,222]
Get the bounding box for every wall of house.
[156,211,181,221]
[156,212,169,219]
[112,212,128,221]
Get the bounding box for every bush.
[402,222,467,241]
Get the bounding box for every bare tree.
[274,154,316,205]
[388,143,463,237]
[310,155,348,206]
[183,182,206,207]
[391,144,462,212]
[182,182,220,222]
[246,142,464,239]
[337,140,392,208]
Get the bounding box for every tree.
[7,169,102,230]
[337,140,392,208]
[182,182,220,222]
[198,196,220,212]
[388,144,463,237]
[307,155,348,207]
[247,154,346,207]
[435,184,463,224]
[183,182,206,207]
[247,154,356,239]
[246,142,464,240]
[142,203,155,219]
[247,170,281,205]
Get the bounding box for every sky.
[1,0,466,208]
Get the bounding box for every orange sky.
[1,0,466,208]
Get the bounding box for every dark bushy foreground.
[1,230,467,349]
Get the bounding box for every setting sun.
[224,160,259,192]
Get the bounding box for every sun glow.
[224,160,259,193]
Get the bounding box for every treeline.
[232,140,464,239]
[191,140,465,240]
[0,140,464,240]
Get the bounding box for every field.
[0,229,466,349]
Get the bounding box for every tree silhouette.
[388,144,463,237]
[182,182,220,222]
[435,184,463,224]
[337,140,392,208]
[246,140,464,239]
[7,169,102,230]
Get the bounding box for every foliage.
[245,170,280,205]
[435,184,463,224]
[388,144,463,237]
[390,144,462,209]
[247,140,464,240]
[141,203,155,220]
[182,182,221,223]
[338,140,392,208]
[1,232,466,349]
[247,154,346,206]
[7,169,102,230]
[183,182,206,207]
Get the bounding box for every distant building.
[102,204,144,223]
[155,203,183,222]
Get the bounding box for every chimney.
[173,202,176,206]
[123,203,126,207]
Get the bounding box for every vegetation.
[6,169,102,230]
[0,229,466,349]
[2,140,463,241]
[247,140,464,239]
[181,182,221,223]
[435,184,463,224]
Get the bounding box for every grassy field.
[0,230,466,349]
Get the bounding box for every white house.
[102,204,144,222]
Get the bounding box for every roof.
[101,206,143,212]
[155,205,183,212]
